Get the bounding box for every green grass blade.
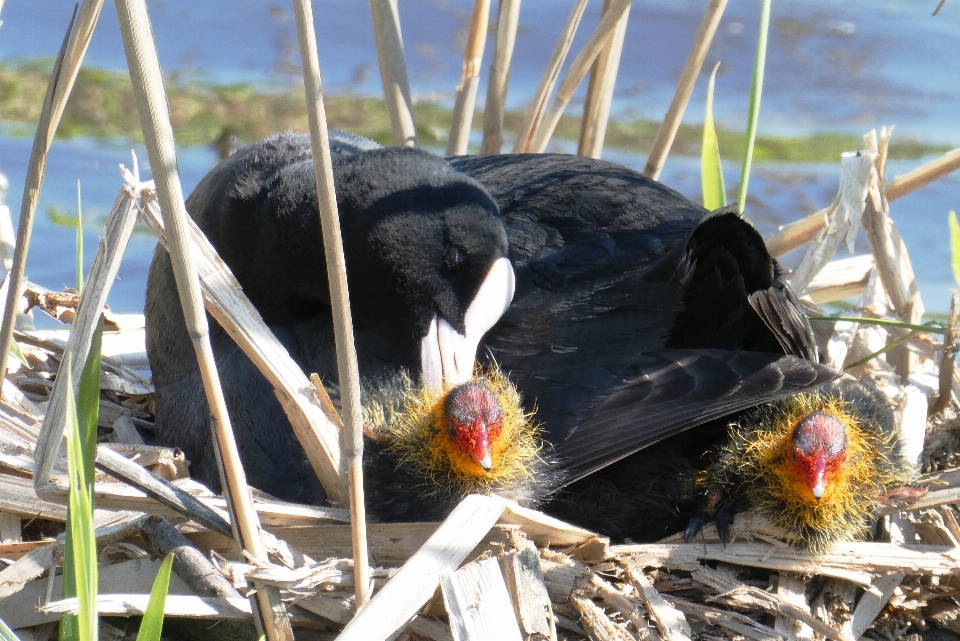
[949,211,960,286]
[77,180,83,292]
[65,365,98,641]
[59,519,78,641]
[0,616,23,641]
[736,0,772,214]
[807,315,945,334]
[701,61,726,210]
[61,317,103,641]
[78,316,103,486]
[135,552,174,641]
[8,339,28,367]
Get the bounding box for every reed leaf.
[135,552,174,641]
[0,616,22,641]
[8,339,28,366]
[807,315,947,334]
[949,211,960,286]
[701,62,725,210]
[736,0,771,214]
[78,315,103,482]
[60,316,103,641]
[65,364,98,641]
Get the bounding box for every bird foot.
[682,505,737,544]
[715,505,737,544]
[682,513,712,542]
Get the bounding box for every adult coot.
[146,132,515,503]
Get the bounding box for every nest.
[0,131,957,641]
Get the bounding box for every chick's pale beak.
[478,453,493,471]
[809,452,828,499]
[421,257,516,393]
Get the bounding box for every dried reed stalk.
[0,0,103,389]
[887,147,960,201]
[862,129,921,316]
[530,0,632,153]
[112,1,292,637]
[643,0,728,179]
[447,0,491,155]
[481,0,522,154]
[293,0,371,610]
[789,150,875,295]
[620,540,960,585]
[861,129,924,376]
[34,170,138,492]
[577,0,630,159]
[337,494,507,640]
[369,0,418,146]
[511,0,588,154]
[767,146,960,257]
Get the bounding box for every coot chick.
[554,377,919,550]
[363,364,562,522]
[146,132,515,503]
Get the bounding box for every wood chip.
[624,566,690,641]
[441,556,523,641]
[499,543,552,638]
[568,574,637,641]
[772,572,813,640]
[692,566,852,641]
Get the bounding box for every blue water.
[0,0,956,320]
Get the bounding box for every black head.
[333,147,511,356]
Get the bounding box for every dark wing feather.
[748,286,819,361]
[557,349,840,485]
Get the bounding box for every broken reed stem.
[35,187,139,494]
[446,0,491,155]
[643,0,728,179]
[862,128,924,377]
[933,291,959,415]
[768,147,960,257]
[512,0,588,154]
[530,0,633,154]
[480,0,522,154]
[368,0,417,147]
[577,0,630,159]
[887,147,960,201]
[293,0,371,610]
[113,1,292,638]
[0,0,103,391]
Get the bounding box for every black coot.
[146,132,515,503]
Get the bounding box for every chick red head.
[442,380,505,471]
[791,411,847,500]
